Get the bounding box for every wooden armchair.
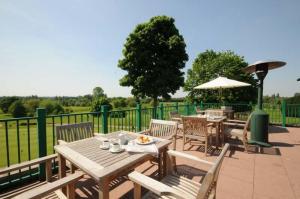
[55,122,94,144]
[13,171,83,199]
[223,114,252,152]
[142,119,178,149]
[55,122,94,172]
[169,111,182,123]
[182,116,212,156]
[0,154,83,199]
[128,143,229,199]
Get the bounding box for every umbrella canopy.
[194,76,251,89]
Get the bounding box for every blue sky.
[0,0,299,97]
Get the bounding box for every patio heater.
[243,60,286,147]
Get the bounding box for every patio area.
[2,125,299,199]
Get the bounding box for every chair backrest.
[182,116,208,137]
[149,119,178,138]
[197,143,229,199]
[56,122,93,143]
[169,111,180,119]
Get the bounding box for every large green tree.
[118,15,188,107]
[93,87,106,99]
[184,50,257,103]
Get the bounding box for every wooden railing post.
[101,105,109,134]
[37,108,47,180]
[281,99,286,127]
[136,103,142,132]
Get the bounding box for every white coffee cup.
[110,142,121,151]
[101,140,110,149]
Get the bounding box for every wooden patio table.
[177,115,226,147]
[54,131,172,199]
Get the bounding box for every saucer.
[109,148,124,153]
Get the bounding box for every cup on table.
[110,142,121,151]
[101,140,110,149]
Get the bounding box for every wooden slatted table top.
[54,131,171,182]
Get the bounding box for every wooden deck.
[1,125,300,199]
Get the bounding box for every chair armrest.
[167,150,214,166]
[223,122,245,128]
[58,140,68,145]
[227,119,246,124]
[0,154,57,175]
[128,171,186,199]
[207,123,214,127]
[13,171,84,199]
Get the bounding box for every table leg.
[162,149,167,178]
[158,152,162,180]
[98,178,109,199]
[216,123,220,148]
[58,154,66,194]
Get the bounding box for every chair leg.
[182,135,185,151]
[205,139,207,156]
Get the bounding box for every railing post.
[281,99,286,127]
[175,102,179,112]
[152,105,157,119]
[185,102,190,115]
[37,108,47,180]
[159,103,164,120]
[200,101,204,110]
[193,101,197,114]
[136,103,142,132]
[101,105,109,134]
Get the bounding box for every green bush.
[8,100,27,118]
[91,97,112,112]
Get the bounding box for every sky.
[0,0,299,98]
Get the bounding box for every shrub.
[9,100,27,118]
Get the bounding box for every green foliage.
[184,50,257,103]
[111,97,127,109]
[286,95,300,104]
[40,100,64,115]
[118,15,188,107]
[24,99,40,116]
[93,87,106,99]
[0,97,19,113]
[55,95,92,107]
[90,97,112,112]
[8,100,27,118]
[126,97,137,107]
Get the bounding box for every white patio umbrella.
[194,76,251,102]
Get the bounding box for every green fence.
[0,101,299,189]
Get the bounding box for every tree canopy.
[93,87,106,99]
[118,15,188,106]
[184,50,257,103]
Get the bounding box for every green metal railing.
[0,100,299,189]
